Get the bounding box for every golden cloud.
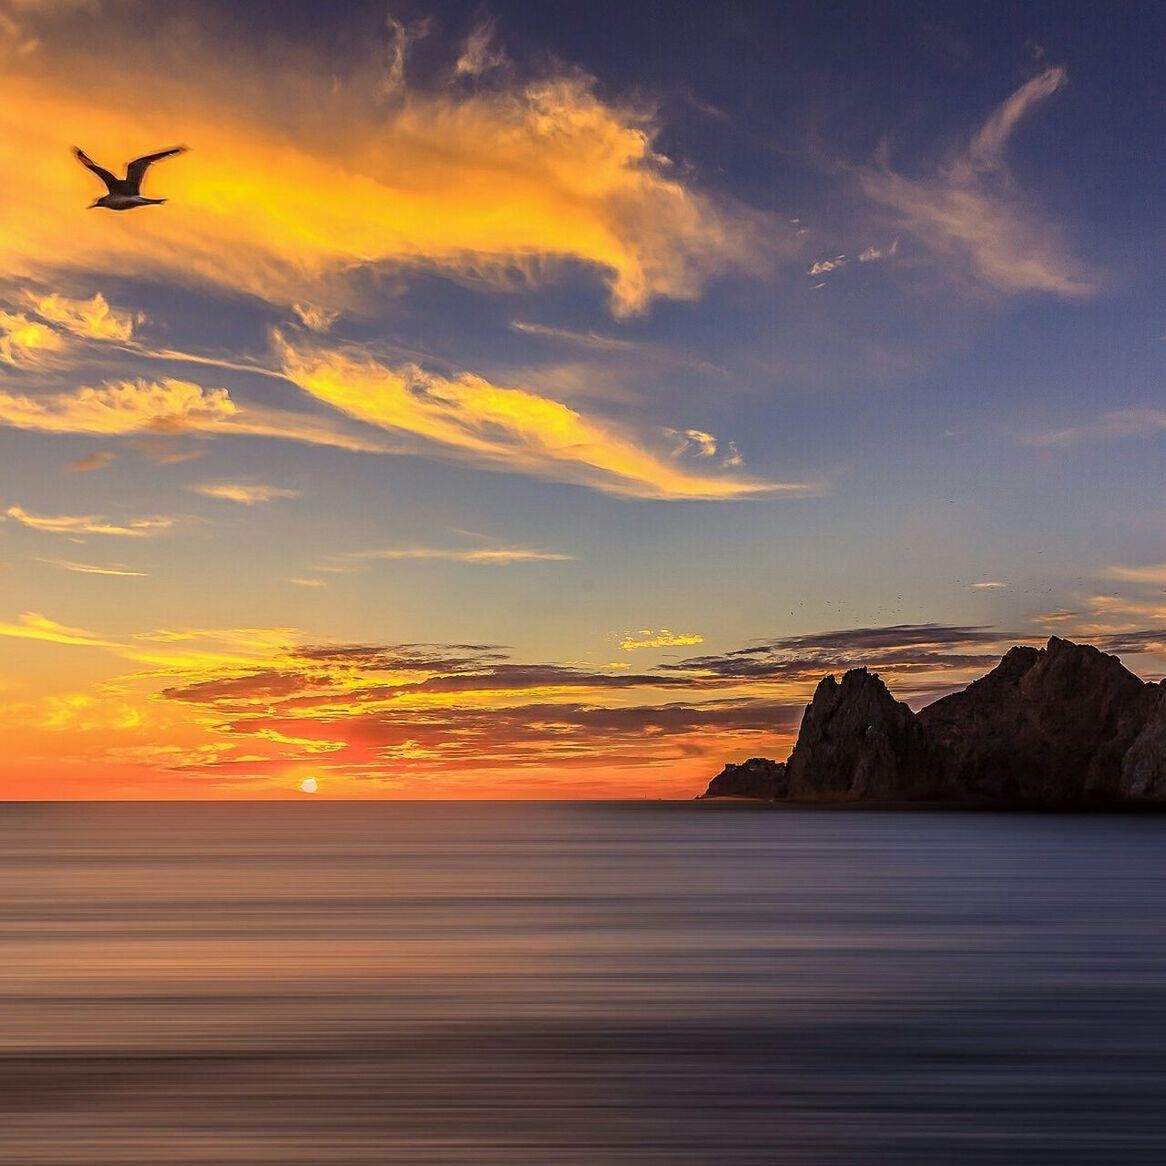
[0,376,393,453]
[0,610,115,647]
[0,309,66,366]
[1023,407,1166,448]
[0,290,137,366]
[5,503,173,537]
[277,336,804,500]
[24,290,138,341]
[0,15,776,316]
[620,629,705,651]
[191,482,302,505]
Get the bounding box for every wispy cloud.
[291,303,339,333]
[0,610,115,648]
[509,320,638,352]
[620,629,704,651]
[0,291,138,367]
[0,377,393,453]
[23,291,138,342]
[667,428,719,457]
[0,309,66,366]
[454,17,507,78]
[666,623,1015,690]
[276,335,808,500]
[1109,564,1166,586]
[288,577,326,588]
[808,256,848,276]
[858,239,899,263]
[1022,407,1166,448]
[5,503,173,537]
[858,67,1094,297]
[67,450,114,473]
[190,483,302,506]
[351,546,574,565]
[972,580,1006,589]
[36,557,146,577]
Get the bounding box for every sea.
[3,801,1165,1164]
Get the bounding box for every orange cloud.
[277,336,807,500]
[67,449,115,472]
[0,13,777,317]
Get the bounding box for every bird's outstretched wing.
[125,146,188,192]
[73,147,118,191]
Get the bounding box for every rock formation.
[1120,685,1166,800]
[918,637,1156,803]
[699,757,787,799]
[699,637,1166,806]
[785,669,943,800]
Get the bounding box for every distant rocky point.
[699,637,1166,806]
[699,757,787,800]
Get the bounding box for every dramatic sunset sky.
[0,0,1162,798]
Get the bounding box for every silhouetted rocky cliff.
[700,637,1166,806]
[785,669,944,800]
[697,757,787,799]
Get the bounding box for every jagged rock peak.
[785,667,943,801]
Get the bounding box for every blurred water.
[2,801,1165,1164]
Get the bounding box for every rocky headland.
[699,637,1166,806]
[699,757,788,800]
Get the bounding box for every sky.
[0,0,1163,799]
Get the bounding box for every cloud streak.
[37,557,146,577]
[666,623,1014,684]
[0,610,115,648]
[277,335,806,500]
[1022,407,1166,448]
[191,482,302,505]
[0,376,394,454]
[5,503,173,537]
[351,546,574,565]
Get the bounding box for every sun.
[299,777,319,794]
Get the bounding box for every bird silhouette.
[74,145,187,210]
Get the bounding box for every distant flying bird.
[73,145,187,210]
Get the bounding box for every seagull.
[73,145,187,210]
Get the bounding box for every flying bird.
[73,145,187,210]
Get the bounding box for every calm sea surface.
[2,801,1165,1164]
